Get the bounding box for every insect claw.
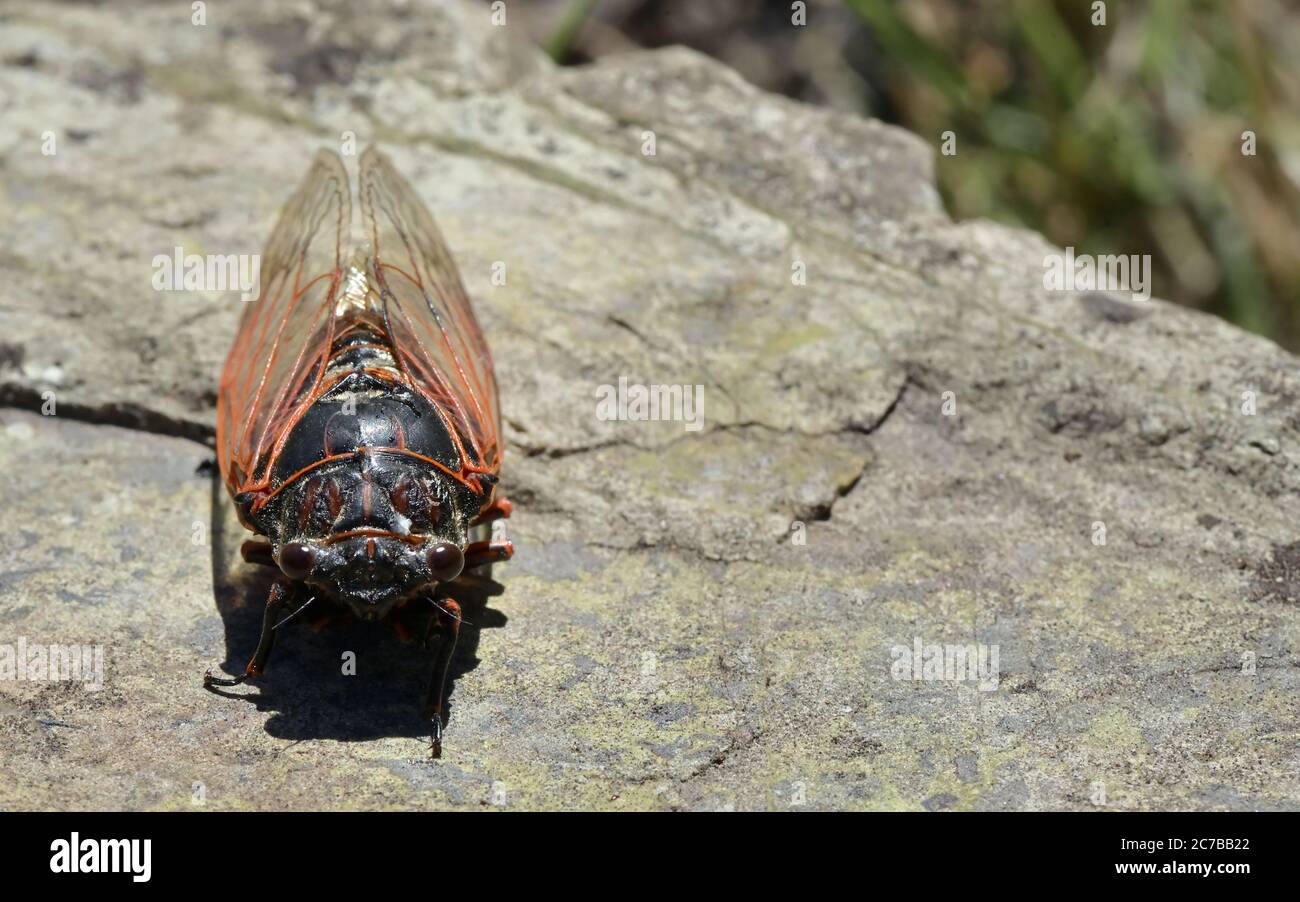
[430,716,444,759]
[203,666,248,688]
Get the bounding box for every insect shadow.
[205,467,507,744]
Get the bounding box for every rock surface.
[1,0,1297,811]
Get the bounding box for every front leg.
[204,578,297,687]
[463,538,513,569]
[239,539,277,568]
[470,494,513,526]
[422,596,463,758]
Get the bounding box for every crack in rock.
[0,389,215,446]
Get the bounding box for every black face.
[243,379,484,620]
[265,453,468,620]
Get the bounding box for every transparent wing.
[357,146,501,478]
[217,149,351,495]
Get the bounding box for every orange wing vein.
[216,149,350,497]
[357,146,502,484]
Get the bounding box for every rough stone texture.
[1,0,1297,811]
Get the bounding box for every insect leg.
[463,539,513,569]
[239,539,276,567]
[204,579,297,687]
[470,494,513,527]
[423,596,462,758]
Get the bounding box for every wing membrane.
[357,146,501,479]
[217,150,351,495]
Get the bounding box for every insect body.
[207,147,513,755]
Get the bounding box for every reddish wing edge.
[217,147,502,518]
[357,146,503,492]
[217,149,350,497]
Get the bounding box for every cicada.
[206,147,513,755]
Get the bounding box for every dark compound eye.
[426,542,464,582]
[279,542,317,581]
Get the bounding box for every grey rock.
[0,0,1297,811]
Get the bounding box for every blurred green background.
[509,0,1300,349]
